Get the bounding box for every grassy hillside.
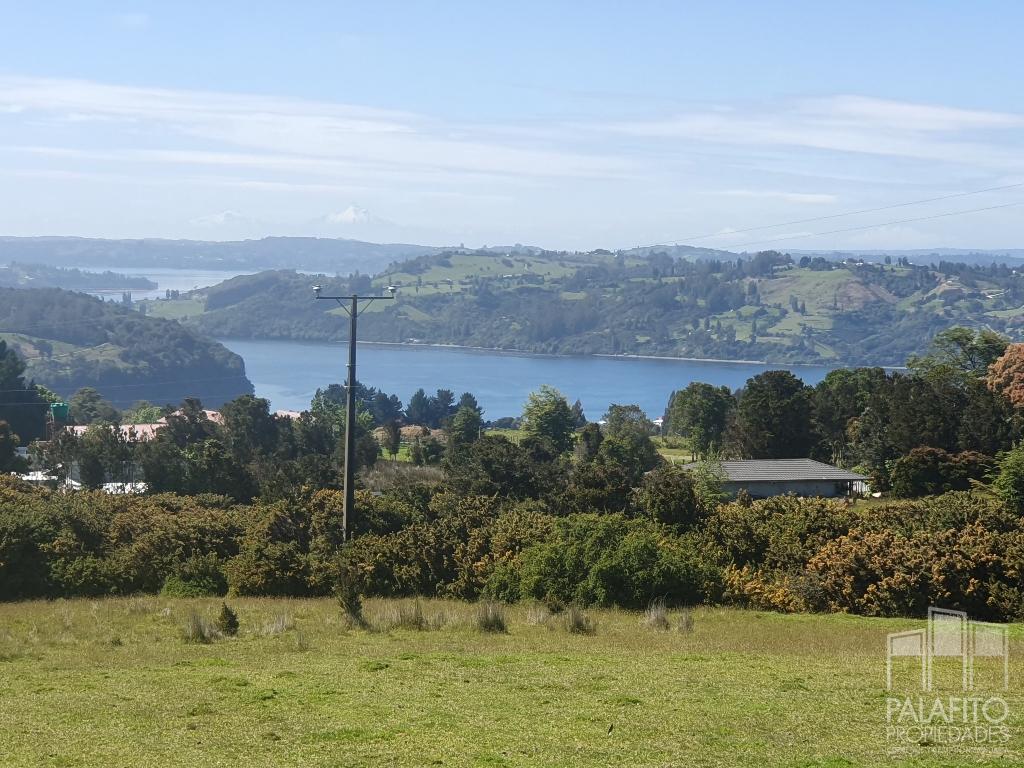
[1,597,1020,767]
[0,287,253,407]
[145,249,1024,366]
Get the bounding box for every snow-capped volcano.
[325,205,374,225]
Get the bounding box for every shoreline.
[593,352,768,365]
[218,337,842,368]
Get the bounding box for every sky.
[0,1,1022,251]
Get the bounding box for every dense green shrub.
[703,495,857,572]
[889,447,994,498]
[495,514,721,609]
[224,501,312,596]
[803,523,1024,621]
[216,603,240,636]
[0,477,56,599]
[5,464,1024,622]
[993,444,1024,514]
[335,495,547,600]
[631,464,703,527]
[160,553,228,597]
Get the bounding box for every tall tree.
[182,438,257,502]
[448,404,482,448]
[574,422,603,463]
[521,385,576,454]
[382,419,401,460]
[909,327,1008,382]
[666,383,735,457]
[76,423,133,489]
[405,388,432,425]
[457,391,483,416]
[369,391,403,425]
[432,389,457,427]
[0,340,47,443]
[570,399,587,428]
[220,394,278,463]
[603,404,654,439]
[811,368,888,465]
[730,371,814,458]
[0,420,26,473]
[69,387,120,426]
[162,398,219,448]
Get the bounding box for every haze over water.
[221,338,838,419]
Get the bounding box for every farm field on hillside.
[0,598,1021,767]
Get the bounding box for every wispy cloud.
[0,76,630,184]
[606,95,1024,171]
[715,189,838,205]
[1,75,1021,248]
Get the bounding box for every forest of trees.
[0,287,252,406]
[0,262,156,291]
[170,249,1024,366]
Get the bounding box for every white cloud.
[1,76,1021,249]
[606,95,1024,171]
[716,189,838,204]
[0,76,629,183]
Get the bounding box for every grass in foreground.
[0,599,1022,767]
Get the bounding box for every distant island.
[141,247,1024,367]
[0,262,157,291]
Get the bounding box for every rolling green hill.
[0,287,253,407]
[0,262,157,291]
[143,249,1024,366]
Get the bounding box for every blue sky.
[0,1,1022,250]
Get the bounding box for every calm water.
[220,339,839,420]
[81,266,254,301]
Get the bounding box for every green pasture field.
[1,599,1021,767]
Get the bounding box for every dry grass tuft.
[678,608,695,634]
[526,603,553,627]
[474,602,508,634]
[182,609,218,644]
[644,598,670,630]
[379,600,428,631]
[260,612,294,637]
[564,606,597,636]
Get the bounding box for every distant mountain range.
[0,236,438,275]
[4,235,1023,275]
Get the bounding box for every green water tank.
[49,402,70,423]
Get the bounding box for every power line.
[724,199,1024,250]
[638,181,1024,250]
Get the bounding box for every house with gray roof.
[681,458,867,499]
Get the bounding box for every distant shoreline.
[222,337,905,370]
[593,352,768,365]
[219,337,833,368]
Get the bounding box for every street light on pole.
[313,283,396,541]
